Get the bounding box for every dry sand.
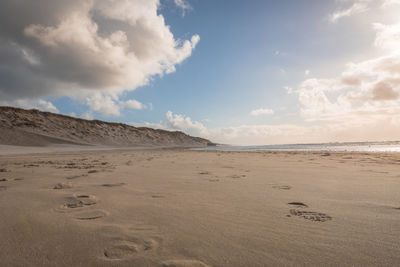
[0,148,399,266]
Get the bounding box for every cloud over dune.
[0,0,199,114]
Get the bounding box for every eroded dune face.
[0,106,214,147]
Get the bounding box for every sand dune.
[0,149,400,266]
[0,106,214,147]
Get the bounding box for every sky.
[1,0,400,145]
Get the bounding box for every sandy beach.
[0,148,399,266]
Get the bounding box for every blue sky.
[1,0,400,144]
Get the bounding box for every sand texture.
[0,149,400,266]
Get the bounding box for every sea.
[193,141,400,152]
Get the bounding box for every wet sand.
[0,149,399,266]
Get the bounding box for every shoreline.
[3,143,400,156]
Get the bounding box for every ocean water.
[194,141,400,152]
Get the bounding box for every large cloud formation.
[0,0,199,114]
[149,5,400,145]
[297,20,400,123]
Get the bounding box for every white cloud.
[305,70,310,76]
[164,111,208,137]
[295,20,400,125]
[0,0,199,115]
[123,99,146,110]
[138,111,208,138]
[138,110,400,145]
[174,0,192,15]
[250,108,274,116]
[131,3,400,145]
[84,93,147,116]
[135,17,400,145]
[284,86,294,94]
[85,93,121,116]
[330,0,400,22]
[382,0,400,7]
[330,0,371,22]
[373,22,400,51]
[82,111,94,120]
[0,99,59,113]
[274,50,287,56]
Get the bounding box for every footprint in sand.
[288,202,308,208]
[104,241,140,259]
[228,174,246,179]
[104,238,160,260]
[56,194,98,210]
[0,178,8,182]
[101,183,126,187]
[152,195,165,198]
[66,174,88,180]
[23,164,40,167]
[0,185,7,191]
[73,209,108,220]
[56,194,108,220]
[287,202,332,222]
[53,183,72,189]
[272,185,292,190]
[289,209,332,222]
[100,225,162,260]
[160,259,211,267]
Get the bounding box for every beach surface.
[0,148,399,266]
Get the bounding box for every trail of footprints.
[51,162,208,266]
[197,170,332,223]
[54,188,163,261]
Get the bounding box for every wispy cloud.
[174,0,192,16]
[330,0,400,22]
[330,0,371,22]
[250,108,274,116]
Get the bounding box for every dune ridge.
[0,106,214,147]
